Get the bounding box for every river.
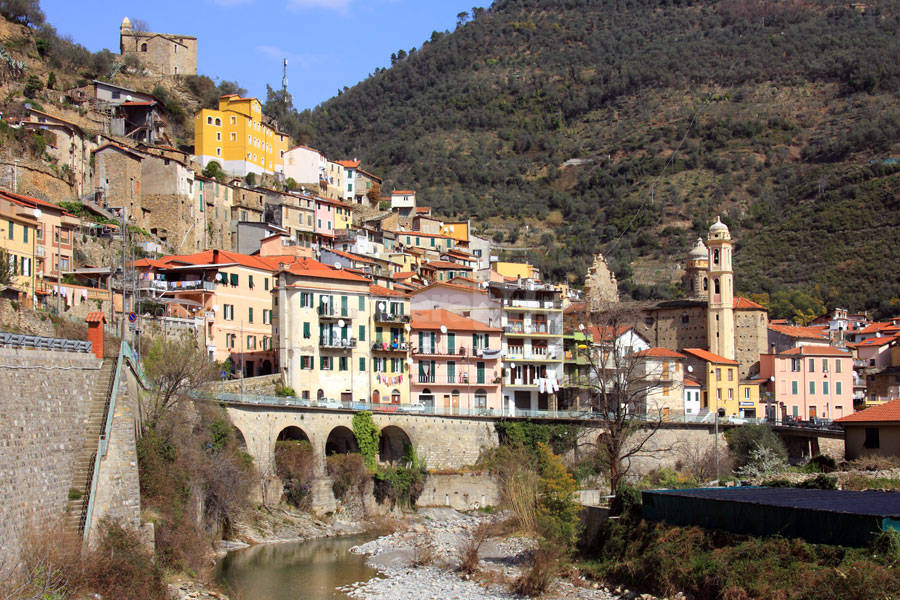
[215,535,378,600]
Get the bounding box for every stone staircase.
[63,359,117,538]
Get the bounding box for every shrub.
[736,443,787,479]
[609,483,642,520]
[458,521,493,575]
[847,455,900,472]
[326,452,369,501]
[352,411,380,472]
[374,443,427,509]
[725,424,787,471]
[481,445,540,532]
[803,454,837,473]
[797,474,837,490]
[275,439,316,509]
[513,546,561,597]
[535,442,580,551]
[81,521,167,600]
[274,384,296,397]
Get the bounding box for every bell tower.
[683,237,708,300]
[707,216,735,360]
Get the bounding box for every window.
[141,43,147,52]
[823,381,829,395]
[727,369,733,381]
[264,278,269,291]
[216,132,222,141]
[808,359,815,372]
[6,220,11,239]
[301,356,313,369]
[320,356,332,370]
[22,225,27,243]
[358,325,365,342]
[263,309,271,325]
[864,427,880,449]
[341,295,348,317]
[300,292,313,307]
[207,116,213,125]
[477,362,485,384]
[713,248,719,264]
[230,132,236,141]
[716,368,722,382]
[303,322,310,339]
[447,333,455,354]
[836,360,842,373]
[745,387,750,399]
[792,381,798,395]
[359,295,365,311]
[247,335,255,349]
[230,116,236,125]
[836,382,842,395]
[809,381,815,395]
[339,356,348,371]
[791,358,801,372]
[823,359,829,373]
[392,389,401,404]
[248,307,253,323]
[229,273,239,286]
[728,388,733,401]
[447,361,456,383]
[223,304,234,320]
[359,357,366,372]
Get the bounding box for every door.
[514,391,531,410]
[443,394,451,413]
[808,406,817,420]
[341,391,352,404]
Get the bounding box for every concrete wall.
[417,472,499,510]
[0,348,101,567]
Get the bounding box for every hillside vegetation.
[298,0,900,315]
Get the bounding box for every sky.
[40,0,478,111]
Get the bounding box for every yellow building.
[683,348,750,418]
[0,206,37,302]
[494,261,538,280]
[439,220,469,244]
[194,95,290,178]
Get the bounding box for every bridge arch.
[233,425,248,452]
[276,425,311,444]
[379,425,412,465]
[325,426,359,455]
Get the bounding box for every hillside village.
[1,14,899,429]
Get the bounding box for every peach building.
[410,309,503,415]
[759,344,853,421]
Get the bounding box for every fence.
[0,331,92,353]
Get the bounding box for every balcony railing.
[372,341,410,352]
[318,305,350,319]
[418,375,435,384]
[374,311,410,324]
[503,299,563,310]
[503,323,561,335]
[320,337,356,349]
[165,280,216,292]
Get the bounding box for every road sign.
[128,312,137,323]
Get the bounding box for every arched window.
[714,278,721,294]
[703,277,708,291]
[391,389,401,404]
[317,389,324,401]
[474,389,487,410]
[713,249,720,265]
[214,117,221,126]
[207,116,212,125]
[140,43,147,52]
[372,390,380,404]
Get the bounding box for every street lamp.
[715,406,726,482]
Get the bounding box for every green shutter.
[376,326,383,343]
[359,295,365,311]
[341,295,348,316]
[303,322,310,338]
[418,331,423,350]
[230,273,238,286]
[836,382,842,395]
[248,307,253,323]
[359,325,365,341]
[447,333,455,354]
[359,357,366,372]
[477,362,485,384]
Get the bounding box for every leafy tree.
[0,249,14,286]
[202,160,227,181]
[45,70,55,90]
[22,74,41,98]
[535,442,580,551]
[243,172,256,186]
[143,334,217,423]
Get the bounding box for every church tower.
[683,237,708,300]
[707,216,735,360]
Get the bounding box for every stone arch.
[379,425,412,465]
[233,426,248,452]
[325,426,358,455]
[276,425,310,444]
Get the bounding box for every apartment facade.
[682,348,760,418]
[274,259,372,403]
[410,309,502,414]
[0,191,77,287]
[760,344,853,421]
[369,285,411,406]
[489,281,564,413]
[0,202,37,302]
[194,95,289,177]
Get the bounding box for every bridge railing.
[0,331,92,353]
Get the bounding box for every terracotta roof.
[85,311,106,324]
[779,345,850,357]
[93,142,144,159]
[328,249,376,264]
[584,325,634,342]
[835,398,900,424]
[411,309,500,333]
[414,206,431,214]
[857,322,893,335]
[410,281,488,296]
[121,101,156,107]
[397,230,452,239]
[0,190,74,214]
[848,335,899,349]
[682,348,739,365]
[369,284,408,298]
[425,260,471,270]
[768,323,828,340]
[315,196,353,209]
[734,296,765,310]
[391,271,418,279]
[392,190,415,194]
[335,159,360,168]
[683,377,702,387]
[283,258,370,283]
[633,347,687,359]
[357,168,382,182]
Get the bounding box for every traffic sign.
[128,312,137,323]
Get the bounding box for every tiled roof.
[283,258,370,282]
[0,190,74,214]
[392,190,415,194]
[391,271,418,279]
[329,249,376,264]
[682,348,739,365]
[411,309,500,333]
[369,284,408,298]
[335,159,360,168]
[848,335,899,349]
[93,142,144,159]
[584,325,634,342]
[85,311,106,324]
[768,323,828,340]
[414,206,431,213]
[410,281,487,296]
[149,249,284,272]
[733,296,765,310]
[683,377,702,387]
[396,230,452,239]
[425,260,471,270]
[633,347,687,359]
[857,322,893,335]
[835,398,900,424]
[779,345,850,357]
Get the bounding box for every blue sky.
[40,0,477,111]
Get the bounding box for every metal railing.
[374,311,410,324]
[372,341,410,352]
[320,337,357,349]
[0,331,92,353]
[503,323,561,335]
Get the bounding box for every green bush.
[725,424,787,472]
[373,443,426,509]
[274,384,296,397]
[797,474,838,490]
[352,411,380,472]
[535,442,580,551]
[803,455,837,474]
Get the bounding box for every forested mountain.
[298,0,900,316]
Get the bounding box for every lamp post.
[715,406,726,481]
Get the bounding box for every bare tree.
[0,249,14,288]
[143,333,217,424]
[578,304,671,492]
[130,18,150,32]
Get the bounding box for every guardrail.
[0,331,92,353]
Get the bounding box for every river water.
[215,535,379,600]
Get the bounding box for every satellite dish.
[378,301,386,310]
[406,357,414,366]
[338,319,345,328]
[769,376,775,382]
[400,226,405,231]
[440,325,448,334]
[334,262,342,269]
[578,323,585,331]
[32,208,41,219]
[404,324,411,332]
[687,365,693,373]
[125,95,133,102]
[212,304,219,312]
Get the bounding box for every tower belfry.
[707,216,735,360]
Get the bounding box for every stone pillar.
[85,311,107,359]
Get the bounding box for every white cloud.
[287,0,353,13]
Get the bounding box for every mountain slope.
[299,0,900,315]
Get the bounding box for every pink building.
[849,335,898,370]
[410,309,502,415]
[759,344,853,421]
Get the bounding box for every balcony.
[165,280,217,292]
[503,323,561,335]
[374,311,410,324]
[372,341,410,352]
[418,375,436,384]
[320,337,356,350]
[318,305,350,319]
[413,346,472,358]
[502,299,562,311]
